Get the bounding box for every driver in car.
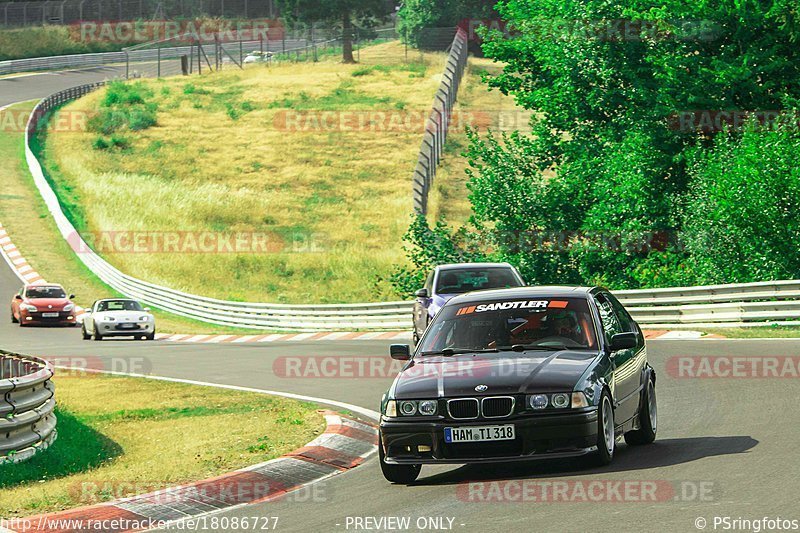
[544,311,584,345]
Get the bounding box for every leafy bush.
[682,121,800,284]
[88,81,157,135]
[92,137,110,150]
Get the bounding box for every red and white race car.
[10,284,78,327]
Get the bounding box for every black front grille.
[448,398,479,419]
[482,396,514,418]
[114,324,142,331]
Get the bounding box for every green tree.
[276,0,390,63]
[398,0,498,48]
[682,120,800,284]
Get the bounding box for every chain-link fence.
[0,0,279,27]
[123,26,399,79]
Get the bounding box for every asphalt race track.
[3,71,800,533]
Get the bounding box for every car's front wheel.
[93,323,103,341]
[624,378,657,446]
[11,308,18,324]
[379,435,421,484]
[591,391,615,466]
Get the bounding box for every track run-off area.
[3,71,800,533]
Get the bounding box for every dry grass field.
[39,41,527,304]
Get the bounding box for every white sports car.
[81,298,156,341]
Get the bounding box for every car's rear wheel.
[81,324,91,340]
[379,434,421,484]
[590,391,615,466]
[624,378,657,446]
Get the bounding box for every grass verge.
[0,371,325,517]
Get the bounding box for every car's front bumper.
[20,310,76,325]
[380,409,598,464]
[94,321,153,336]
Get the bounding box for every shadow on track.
[413,436,759,485]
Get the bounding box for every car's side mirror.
[390,344,411,361]
[414,288,429,298]
[144,307,151,312]
[610,332,637,351]
[14,294,23,300]
[69,294,75,299]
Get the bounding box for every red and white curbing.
[0,223,47,286]
[11,412,377,533]
[155,331,413,343]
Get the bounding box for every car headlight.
[526,392,590,410]
[63,303,75,312]
[139,316,149,321]
[418,400,437,416]
[105,316,115,321]
[552,393,570,408]
[399,401,418,416]
[385,400,397,417]
[529,394,549,409]
[21,304,38,312]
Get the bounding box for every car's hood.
[96,311,150,321]
[392,350,600,398]
[24,298,70,309]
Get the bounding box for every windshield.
[25,286,66,299]
[435,267,522,295]
[419,297,598,353]
[97,300,143,312]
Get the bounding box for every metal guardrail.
[0,350,56,465]
[411,27,467,215]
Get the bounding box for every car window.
[25,286,66,299]
[424,270,435,292]
[606,293,635,332]
[434,267,523,295]
[595,294,622,342]
[419,297,598,352]
[98,300,143,312]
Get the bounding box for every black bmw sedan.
[379,286,657,484]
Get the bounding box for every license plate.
[41,312,59,318]
[444,424,515,443]
[119,323,136,329]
